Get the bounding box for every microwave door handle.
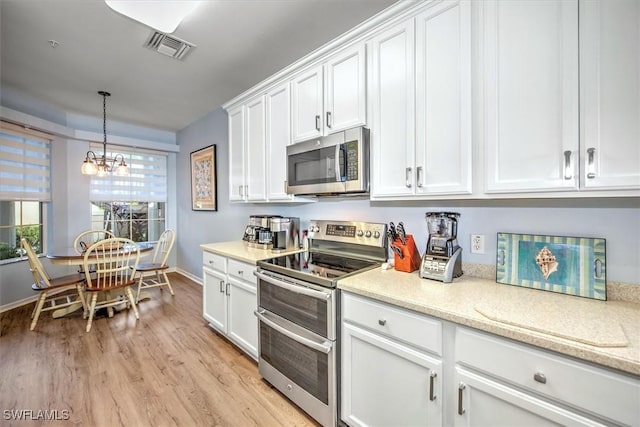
[336,143,347,182]
[254,309,333,354]
[254,271,332,301]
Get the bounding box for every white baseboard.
[175,268,202,286]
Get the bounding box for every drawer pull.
[209,260,214,265]
[238,270,243,275]
[219,280,224,293]
[458,383,466,415]
[378,319,387,326]
[429,371,437,401]
[534,372,547,384]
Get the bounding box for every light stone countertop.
[337,267,640,376]
[200,240,302,264]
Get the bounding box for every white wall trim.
[176,268,202,286]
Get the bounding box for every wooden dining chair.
[73,229,115,254]
[132,229,176,303]
[82,237,140,332]
[21,238,87,331]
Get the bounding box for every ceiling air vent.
[144,31,195,60]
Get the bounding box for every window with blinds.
[0,121,51,201]
[88,143,168,243]
[0,121,49,260]
[88,143,167,202]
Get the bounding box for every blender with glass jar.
[420,212,463,282]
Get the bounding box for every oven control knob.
[373,231,380,239]
[357,230,364,237]
[365,230,372,238]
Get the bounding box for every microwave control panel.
[344,140,358,181]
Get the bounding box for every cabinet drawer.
[228,259,256,284]
[455,327,640,426]
[342,292,442,356]
[203,251,226,273]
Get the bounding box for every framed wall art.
[190,145,217,211]
[496,233,606,300]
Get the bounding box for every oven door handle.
[254,309,333,354]
[254,271,332,301]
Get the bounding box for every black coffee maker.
[420,212,463,282]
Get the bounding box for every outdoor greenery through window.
[0,201,43,260]
[91,202,165,242]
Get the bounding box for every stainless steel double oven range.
[254,220,388,427]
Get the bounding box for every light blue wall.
[176,110,640,286]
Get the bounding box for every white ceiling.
[0,0,397,132]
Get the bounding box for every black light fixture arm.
[81,90,129,176]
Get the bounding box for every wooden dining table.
[45,242,155,318]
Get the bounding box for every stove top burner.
[258,251,379,288]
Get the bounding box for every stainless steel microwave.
[286,126,369,196]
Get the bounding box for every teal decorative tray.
[496,233,606,301]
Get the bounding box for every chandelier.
[81,91,129,177]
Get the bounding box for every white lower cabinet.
[202,251,258,360]
[341,292,443,427]
[454,327,639,427]
[340,293,640,427]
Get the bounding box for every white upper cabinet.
[369,18,416,197]
[292,43,367,143]
[482,0,580,193]
[228,96,267,202]
[266,82,293,201]
[370,0,472,199]
[580,0,640,190]
[291,65,324,142]
[415,0,472,195]
[324,43,367,134]
[228,105,245,202]
[245,95,267,201]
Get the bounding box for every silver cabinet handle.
[429,371,437,401]
[534,372,547,384]
[458,383,466,415]
[563,150,572,180]
[405,167,412,188]
[587,147,596,179]
[219,280,224,293]
[315,115,321,131]
[225,282,230,296]
[378,319,386,326]
[238,185,243,197]
[326,111,332,129]
[417,166,424,188]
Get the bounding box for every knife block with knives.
[392,234,422,273]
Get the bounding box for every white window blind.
[0,121,51,201]
[89,143,167,202]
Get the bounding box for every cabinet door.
[325,43,366,133]
[245,95,266,201]
[415,0,472,195]
[203,266,227,333]
[483,0,579,193]
[228,105,246,201]
[369,18,416,197]
[454,367,606,427]
[292,65,324,142]
[341,322,442,427]
[580,0,640,190]
[227,276,258,360]
[266,82,293,200]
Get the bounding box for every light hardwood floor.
[0,273,319,427]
